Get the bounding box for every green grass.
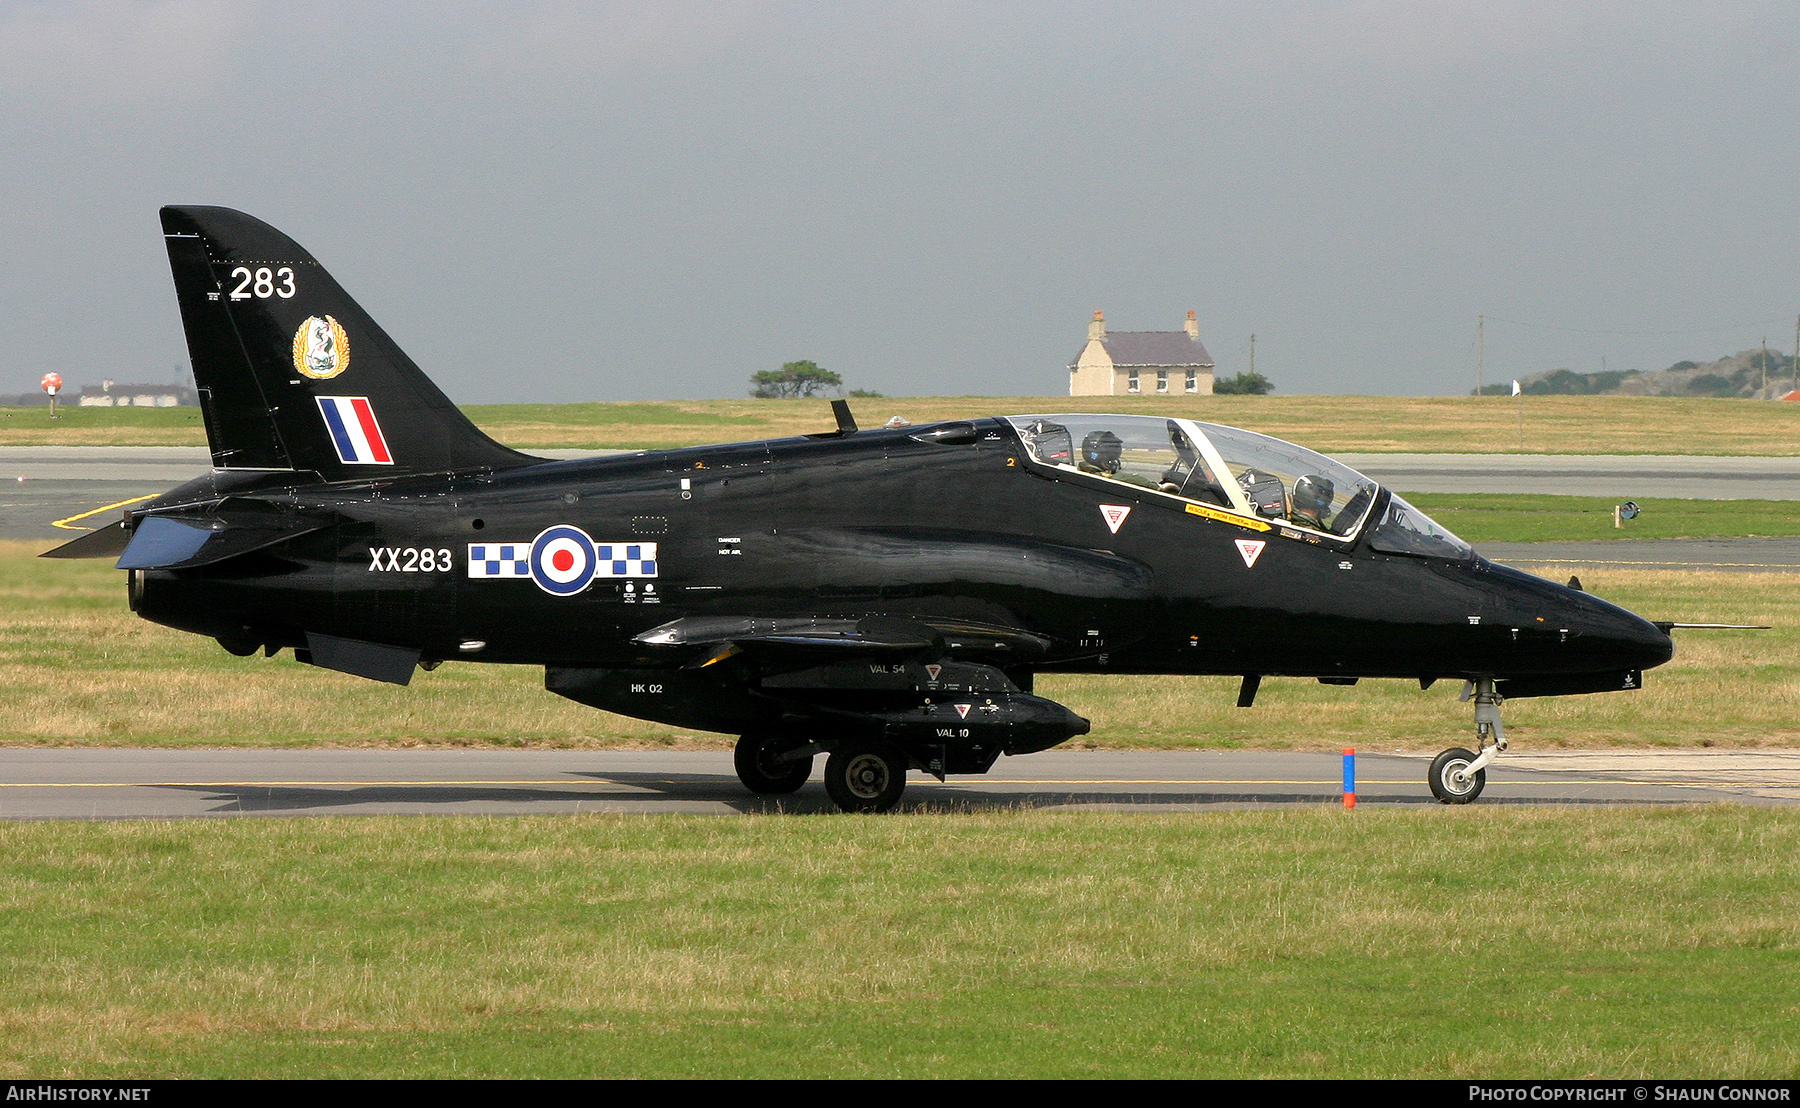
[0,404,203,445]
[10,394,1800,454]
[6,542,1797,750]
[1403,494,1800,543]
[2,808,1796,1077]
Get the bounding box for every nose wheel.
[1429,747,1486,803]
[1430,678,1505,804]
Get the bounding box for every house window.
[1127,369,1140,394]
[1156,370,1168,394]
[1186,369,1198,393]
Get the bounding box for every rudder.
[161,206,536,478]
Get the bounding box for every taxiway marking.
[50,494,153,530]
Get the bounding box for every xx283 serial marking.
[368,547,453,572]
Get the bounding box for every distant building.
[77,380,196,407]
[1068,310,1215,397]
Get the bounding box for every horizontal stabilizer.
[115,512,332,570]
[40,521,132,560]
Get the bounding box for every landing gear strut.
[1430,678,1506,804]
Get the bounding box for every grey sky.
[4,1,1798,404]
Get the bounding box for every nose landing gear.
[1430,678,1506,804]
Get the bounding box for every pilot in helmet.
[1079,430,1124,473]
[1291,474,1335,529]
[1079,430,1157,489]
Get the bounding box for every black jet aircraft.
[48,207,1686,811]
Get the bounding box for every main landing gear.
[732,733,911,813]
[1429,678,1506,804]
[733,733,815,795]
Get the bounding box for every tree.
[749,360,843,399]
[1213,371,1273,395]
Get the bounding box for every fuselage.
[130,415,1673,687]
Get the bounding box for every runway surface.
[1477,536,1800,573]
[1,749,1794,820]
[1339,452,1800,500]
[0,446,617,539]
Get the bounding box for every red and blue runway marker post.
[1343,746,1356,809]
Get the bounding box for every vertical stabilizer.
[160,206,536,479]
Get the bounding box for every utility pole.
[1762,337,1770,397]
[1249,333,1256,379]
[1477,315,1484,396]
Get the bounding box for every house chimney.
[1183,310,1199,341]
[1089,310,1106,341]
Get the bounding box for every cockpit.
[1006,414,1472,559]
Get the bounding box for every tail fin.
[161,206,536,479]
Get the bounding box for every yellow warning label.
[1185,503,1272,532]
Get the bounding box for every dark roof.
[1068,331,1214,369]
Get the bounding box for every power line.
[1484,315,1791,337]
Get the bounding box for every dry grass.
[9,394,1800,454]
[6,542,1794,750]
[0,808,1796,1077]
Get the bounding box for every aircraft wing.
[634,614,1053,665]
[39,520,134,560]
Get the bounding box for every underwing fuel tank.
[545,666,1089,762]
[872,693,1091,757]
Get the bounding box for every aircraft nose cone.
[1608,611,1674,671]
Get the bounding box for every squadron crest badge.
[293,315,350,379]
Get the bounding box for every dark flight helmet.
[1080,430,1124,471]
[1292,473,1336,524]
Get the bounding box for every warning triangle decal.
[1099,504,1132,534]
[925,664,942,681]
[1235,539,1266,568]
[954,704,972,719]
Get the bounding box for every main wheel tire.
[1429,747,1486,804]
[823,740,908,813]
[734,734,813,795]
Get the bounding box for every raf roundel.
[529,525,597,596]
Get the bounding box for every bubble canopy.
[1005,414,1472,558]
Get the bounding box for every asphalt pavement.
[0,748,1794,820]
[1339,452,1800,500]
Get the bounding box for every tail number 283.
[229,266,296,300]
